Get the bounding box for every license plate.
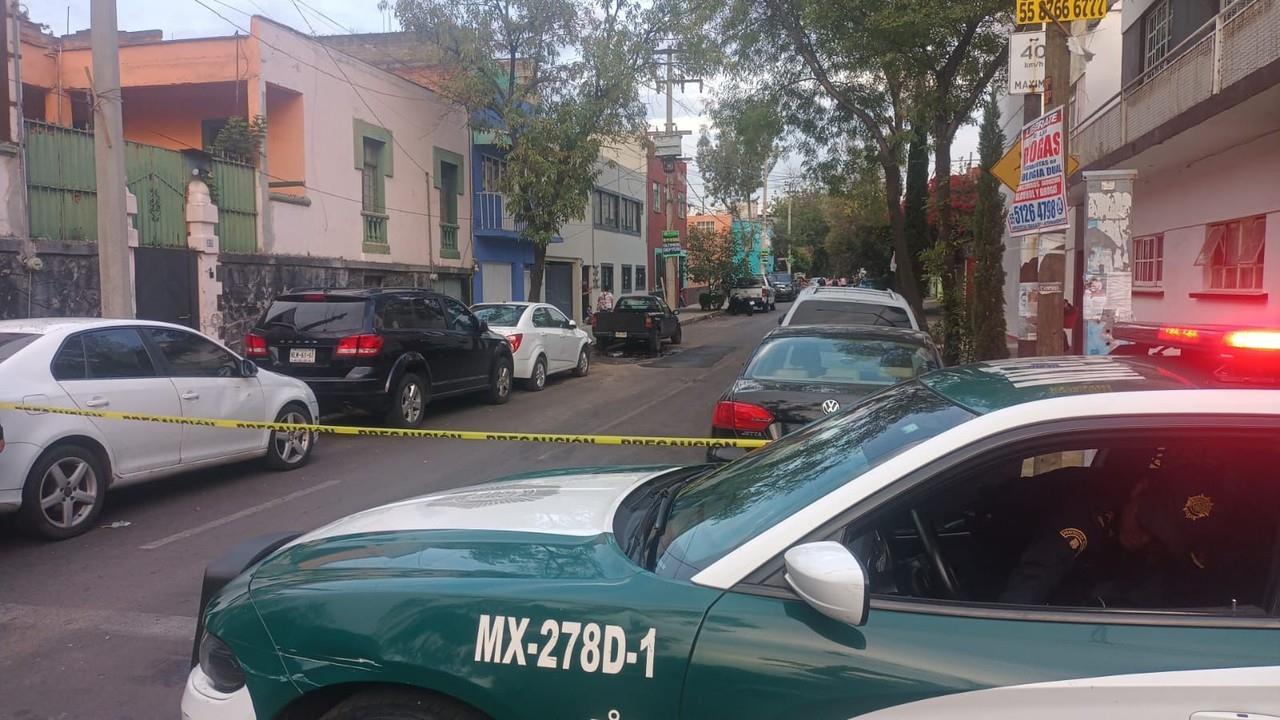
[289,348,316,364]
[598,331,621,338]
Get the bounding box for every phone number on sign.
[1016,0,1106,23]
[475,614,658,679]
[1010,197,1065,229]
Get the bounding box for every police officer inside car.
[999,461,1237,609]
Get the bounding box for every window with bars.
[652,182,661,212]
[678,192,686,219]
[1142,0,1172,74]
[1195,216,1266,291]
[1133,235,1164,287]
[636,265,646,292]
[622,264,634,292]
[601,264,615,292]
[621,199,641,233]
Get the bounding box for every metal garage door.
[481,262,513,302]
[545,261,574,318]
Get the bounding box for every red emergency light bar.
[1116,323,1280,353]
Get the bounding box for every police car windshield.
[652,382,975,580]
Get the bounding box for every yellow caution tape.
[0,402,770,449]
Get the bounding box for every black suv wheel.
[386,373,428,427]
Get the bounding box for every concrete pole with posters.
[1035,20,1071,356]
[91,0,135,318]
[1082,170,1137,355]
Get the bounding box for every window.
[678,192,686,219]
[144,328,239,377]
[442,297,478,332]
[744,336,939,387]
[652,181,661,212]
[789,300,913,328]
[481,155,504,193]
[473,304,525,326]
[1133,235,1164,287]
[839,432,1280,614]
[532,307,557,328]
[51,336,87,380]
[1142,0,1172,73]
[378,297,422,330]
[546,306,570,327]
[616,296,660,311]
[622,265,634,293]
[0,333,37,363]
[651,382,974,580]
[635,265,647,292]
[595,191,621,230]
[1197,216,1266,290]
[695,220,716,234]
[414,298,447,329]
[261,298,368,335]
[80,329,156,379]
[361,138,385,213]
[601,264,615,292]
[621,199,641,233]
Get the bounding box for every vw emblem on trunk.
[821,398,841,414]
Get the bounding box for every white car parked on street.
[471,302,592,391]
[780,286,921,330]
[0,318,319,540]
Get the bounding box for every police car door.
[679,419,1280,719]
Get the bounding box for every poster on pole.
[1008,107,1069,237]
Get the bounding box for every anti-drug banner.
[1008,107,1069,237]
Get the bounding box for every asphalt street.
[0,306,783,720]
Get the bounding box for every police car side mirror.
[784,541,870,626]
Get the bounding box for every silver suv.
[778,286,920,329]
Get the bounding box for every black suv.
[247,288,514,427]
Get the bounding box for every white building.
[1001,0,1279,349]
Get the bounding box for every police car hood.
[284,465,676,548]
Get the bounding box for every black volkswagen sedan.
[710,325,941,447]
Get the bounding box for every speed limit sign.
[1009,31,1046,94]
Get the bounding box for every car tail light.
[302,293,326,301]
[335,334,383,357]
[1225,330,1280,351]
[644,316,654,329]
[244,333,269,358]
[506,333,523,353]
[712,400,775,433]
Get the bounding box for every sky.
[29,0,981,213]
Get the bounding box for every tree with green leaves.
[970,90,1008,361]
[685,224,743,301]
[396,0,665,300]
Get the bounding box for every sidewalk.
[676,306,724,325]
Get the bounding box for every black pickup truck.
[590,294,682,355]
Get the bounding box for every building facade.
[470,136,535,304]
[4,14,472,345]
[1000,0,1277,350]
[646,148,688,307]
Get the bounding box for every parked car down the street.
[183,324,1280,720]
[728,275,775,314]
[768,271,797,302]
[590,294,682,355]
[710,325,941,447]
[471,302,592,391]
[780,285,920,330]
[0,318,318,540]
[247,288,515,428]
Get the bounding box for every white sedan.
[0,318,319,540]
[471,302,592,391]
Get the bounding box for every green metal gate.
[125,142,187,247]
[24,120,258,251]
[25,121,97,242]
[210,158,258,253]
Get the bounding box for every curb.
[679,310,724,326]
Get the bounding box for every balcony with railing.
[1072,0,1280,168]
[362,211,389,253]
[440,222,460,259]
[473,191,526,234]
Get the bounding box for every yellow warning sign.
[992,138,1080,192]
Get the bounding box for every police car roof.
[920,355,1218,415]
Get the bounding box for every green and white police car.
[184,325,1280,720]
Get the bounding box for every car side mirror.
[784,541,870,626]
[239,359,259,378]
[478,319,489,333]
[566,320,578,329]
[707,446,747,464]
[673,309,680,316]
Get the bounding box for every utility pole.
[91,0,134,318]
[1035,17,1070,356]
